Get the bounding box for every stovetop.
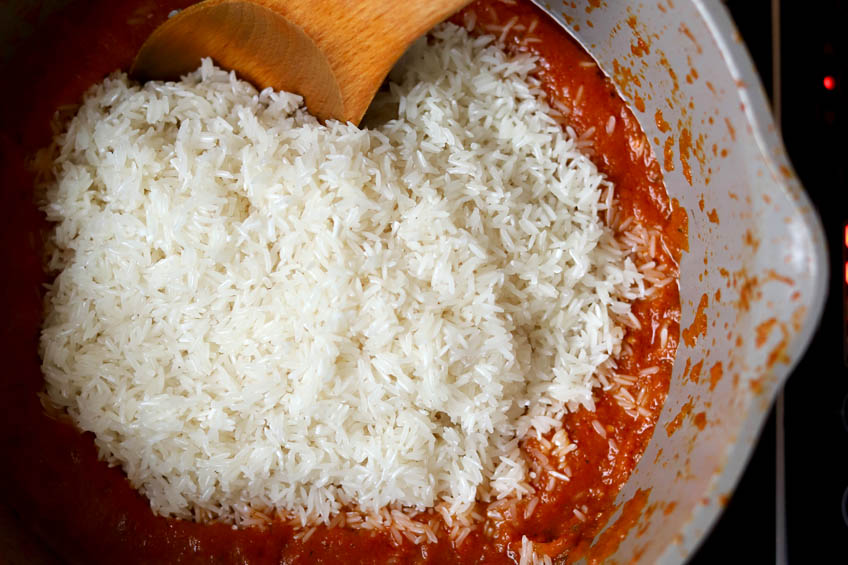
[691,1,848,562]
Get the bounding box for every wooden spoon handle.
[132,0,470,124]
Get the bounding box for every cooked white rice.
[39,24,646,525]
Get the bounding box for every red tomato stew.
[0,0,685,563]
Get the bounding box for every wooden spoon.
[131,0,472,124]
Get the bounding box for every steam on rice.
[39,24,647,526]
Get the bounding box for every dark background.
[692,1,848,562]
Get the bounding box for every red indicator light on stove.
[845,223,848,248]
[824,75,837,90]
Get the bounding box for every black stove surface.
[691,1,848,562]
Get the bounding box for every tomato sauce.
[0,0,685,563]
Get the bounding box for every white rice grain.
[40,24,650,527]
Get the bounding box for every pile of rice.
[39,24,647,527]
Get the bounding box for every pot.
[534,2,827,562]
[0,0,827,563]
